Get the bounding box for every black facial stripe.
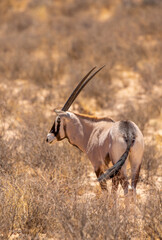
[50,118,61,136]
[55,118,61,136]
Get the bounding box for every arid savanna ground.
[0,0,161,239]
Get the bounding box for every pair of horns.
[61,65,105,111]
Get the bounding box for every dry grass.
[0,0,162,239]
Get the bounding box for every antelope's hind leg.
[111,174,120,197]
[129,141,144,198]
[119,165,129,195]
[111,166,129,197]
[129,157,142,198]
[95,167,108,191]
[109,142,129,196]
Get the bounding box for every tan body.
[47,112,144,195]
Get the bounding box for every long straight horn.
[62,66,96,111]
[62,65,105,111]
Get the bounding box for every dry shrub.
[142,143,161,181]
[143,188,161,239]
[117,97,161,132]
[0,166,161,239]
[6,12,33,32]
[28,58,55,86]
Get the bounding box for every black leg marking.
[111,174,120,195]
[131,164,141,190]
[95,168,108,191]
[120,176,129,195]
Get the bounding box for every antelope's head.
[46,66,105,144]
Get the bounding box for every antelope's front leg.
[95,167,108,191]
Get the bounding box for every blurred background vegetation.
[0,0,161,239]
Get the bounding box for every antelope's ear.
[54,109,71,119]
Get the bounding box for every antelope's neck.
[65,114,93,152]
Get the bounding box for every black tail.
[98,145,131,182]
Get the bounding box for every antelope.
[46,66,144,197]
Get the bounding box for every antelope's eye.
[57,117,61,123]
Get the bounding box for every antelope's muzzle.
[46,133,56,143]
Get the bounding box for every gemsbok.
[46,66,144,197]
